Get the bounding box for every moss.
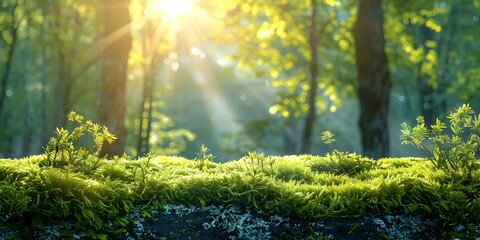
[0,154,479,238]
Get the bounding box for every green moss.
[0,154,479,238]
[308,151,377,177]
[275,161,315,183]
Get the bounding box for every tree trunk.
[352,0,391,159]
[136,66,155,156]
[137,0,153,156]
[301,0,318,154]
[22,67,32,156]
[99,0,132,157]
[0,0,19,124]
[40,48,49,150]
[49,0,73,128]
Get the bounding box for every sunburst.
[149,0,193,21]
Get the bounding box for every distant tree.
[99,0,132,157]
[0,0,19,156]
[136,0,152,156]
[50,0,74,128]
[301,0,318,153]
[352,0,391,159]
[0,0,19,123]
[41,0,102,130]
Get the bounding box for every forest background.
[0,0,479,162]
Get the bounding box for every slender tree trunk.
[136,66,155,156]
[143,82,155,154]
[301,0,318,154]
[22,67,32,156]
[136,1,163,156]
[352,0,391,159]
[38,3,54,151]
[49,0,73,128]
[137,0,152,156]
[0,0,19,124]
[99,0,132,157]
[136,80,148,156]
[40,48,49,149]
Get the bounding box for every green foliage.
[43,111,116,168]
[223,0,354,119]
[400,104,480,178]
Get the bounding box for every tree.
[352,0,391,159]
[99,0,132,157]
[50,0,74,128]
[0,0,19,123]
[301,0,319,153]
[42,0,102,131]
[136,0,155,156]
[221,0,354,154]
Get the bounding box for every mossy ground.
[0,153,479,239]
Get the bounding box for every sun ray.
[133,0,249,154]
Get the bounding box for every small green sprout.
[321,130,336,152]
[195,144,215,171]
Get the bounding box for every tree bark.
[99,0,132,157]
[301,0,318,154]
[352,0,391,159]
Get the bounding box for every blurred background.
[0,0,479,161]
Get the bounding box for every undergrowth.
[0,109,479,239]
[2,154,479,239]
[401,104,480,180]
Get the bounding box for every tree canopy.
[0,0,478,160]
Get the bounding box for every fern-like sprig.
[43,111,116,168]
[400,104,479,178]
